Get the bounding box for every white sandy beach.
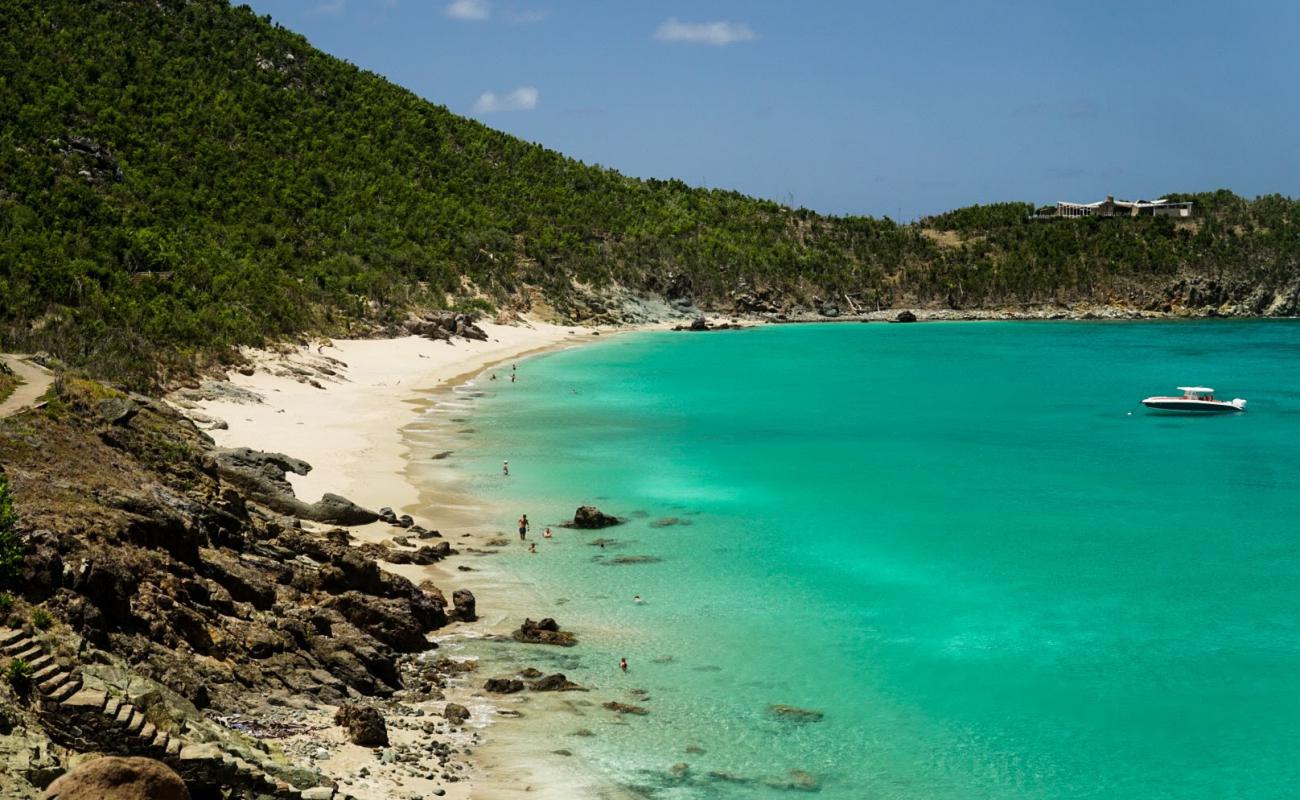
[175,317,644,799]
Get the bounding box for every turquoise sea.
[442,321,1300,799]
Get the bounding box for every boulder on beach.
[894,310,918,323]
[567,505,621,529]
[334,702,389,746]
[42,756,189,800]
[451,588,477,621]
[443,702,470,725]
[512,617,577,647]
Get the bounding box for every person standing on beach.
[518,514,530,541]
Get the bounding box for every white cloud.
[445,0,490,21]
[473,86,539,113]
[654,17,757,46]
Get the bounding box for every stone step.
[114,702,134,726]
[0,635,33,654]
[37,671,71,694]
[25,654,54,672]
[0,628,26,647]
[47,677,82,703]
[30,663,61,684]
[136,721,157,745]
[165,737,182,758]
[151,730,170,751]
[123,708,146,736]
[12,644,42,661]
[58,687,108,712]
[104,696,123,719]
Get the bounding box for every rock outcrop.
[450,588,477,622]
[511,618,577,647]
[403,312,488,342]
[566,506,621,529]
[207,448,379,525]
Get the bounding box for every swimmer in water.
[543,527,553,539]
[619,658,628,672]
[633,595,643,604]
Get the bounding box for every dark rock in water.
[443,703,470,725]
[512,617,577,647]
[334,702,389,746]
[707,771,754,785]
[43,756,189,800]
[484,677,525,694]
[529,673,585,692]
[768,704,824,723]
[97,397,139,427]
[602,701,648,715]
[568,505,621,529]
[451,588,477,621]
[668,762,690,780]
[396,514,414,528]
[894,310,918,323]
[518,667,544,678]
[605,555,663,566]
[649,517,689,528]
[764,769,820,792]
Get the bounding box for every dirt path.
[0,354,54,418]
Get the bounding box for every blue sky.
[243,0,1298,220]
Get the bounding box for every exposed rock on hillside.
[207,447,379,525]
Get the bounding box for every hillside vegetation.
[2,0,1299,386]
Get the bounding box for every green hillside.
[1,0,1298,385]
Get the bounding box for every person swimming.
[633,595,643,604]
[543,527,553,539]
[619,658,628,672]
[528,543,537,553]
[502,460,509,476]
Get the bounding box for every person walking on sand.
[619,658,628,672]
[518,514,530,541]
[503,460,509,476]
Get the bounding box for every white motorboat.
[1141,386,1246,413]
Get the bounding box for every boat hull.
[1141,398,1245,413]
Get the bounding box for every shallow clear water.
[442,321,1300,799]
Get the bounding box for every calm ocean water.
[439,321,1300,799]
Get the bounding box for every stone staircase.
[0,627,344,800]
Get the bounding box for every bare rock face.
[207,448,379,525]
[333,702,389,747]
[42,756,190,800]
[567,505,621,529]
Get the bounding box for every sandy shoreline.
[177,317,650,798]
